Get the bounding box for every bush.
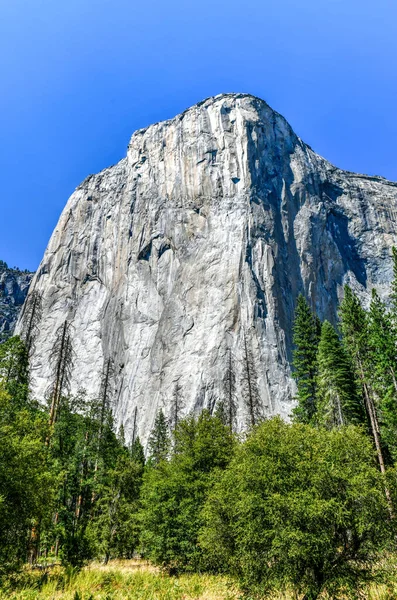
[200,418,393,599]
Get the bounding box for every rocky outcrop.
[18,93,397,442]
[0,261,34,342]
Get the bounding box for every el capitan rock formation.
[18,93,397,442]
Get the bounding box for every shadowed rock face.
[17,93,397,442]
[0,262,33,342]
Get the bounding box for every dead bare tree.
[169,380,185,436]
[35,320,73,563]
[98,357,114,435]
[20,290,43,356]
[47,320,74,430]
[218,348,238,432]
[92,358,115,486]
[131,406,138,443]
[242,331,263,428]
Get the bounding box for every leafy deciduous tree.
[200,418,392,600]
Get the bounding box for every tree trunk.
[359,360,394,516]
[47,321,69,443]
[244,334,255,427]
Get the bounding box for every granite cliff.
[18,93,397,442]
[0,261,33,342]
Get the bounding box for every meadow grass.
[2,559,397,599]
[0,560,239,600]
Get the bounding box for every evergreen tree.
[0,336,29,408]
[242,331,262,427]
[49,391,121,566]
[169,381,185,437]
[291,294,321,424]
[19,290,42,357]
[217,348,237,432]
[140,410,235,572]
[0,386,55,576]
[368,289,397,392]
[147,409,170,465]
[390,246,397,321]
[339,286,388,476]
[87,449,144,563]
[316,321,364,429]
[368,289,397,461]
[131,406,138,443]
[130,436,145,467]
[47,321,74,431]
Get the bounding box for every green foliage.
[140,411,235,572]
[4,260,397,600]
[368,289,397,461]
[130,436,145,467]
[0,386,56,577]
[48,392,139,567]
[0,337,55,575]
[339,285,369,372]
[292,294,321,424]
[200,418,392,599]
[339,285,392,474]
[0,336,29,408]
[316,321,365,428]
[87,450,144,562]
[147,409,170,465]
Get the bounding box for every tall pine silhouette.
[292,294,321,424]
[316,321,364,429]
[339,286,388,475]
[147,409,170,465]
[368,288,397,461]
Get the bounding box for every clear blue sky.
[1,0,396,271]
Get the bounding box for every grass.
[2,559,397,599]
[0,560,239,600]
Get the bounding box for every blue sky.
[1,0,396,271]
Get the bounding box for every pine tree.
[218,348,238,432]
[291,294,321,424]
[49,391,122,566]
[92,358,114,480]
[390,246,397,321]
[130,436,145,467]
[242,331,262,428]
[47,321,74,430]
[0,387,55,574]
[87,450,144,563]
[0,336,29,407]
[147,409,170,465]
[339,286,388,476]
[19,290,42,357]
[316,321,365,429]
[368,289,397,461]
[169,381,185,435]
[131,406,138,443]
[118,424,126,447]
[140,410,235,572]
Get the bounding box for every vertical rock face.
[0,261,34,342]
[18,93,397,442]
